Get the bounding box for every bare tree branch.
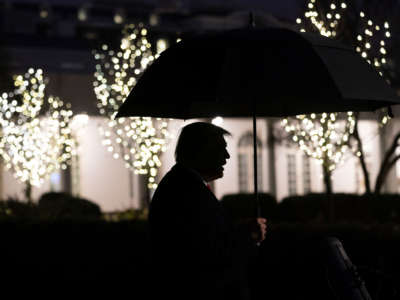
[375,131,400,193]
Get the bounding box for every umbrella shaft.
[253,114,261,218]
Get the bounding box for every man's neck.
[177,163,208,185]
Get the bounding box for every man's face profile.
[195,134,230,182]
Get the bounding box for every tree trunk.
[374,132,400,194]
[375,154,400,194]
[352,116,371,194]
[320,116,333,195]
[24,182,32,203]
[322,160,332,194]
[62,166,72,194]
[322,161,335,223]
[139,175,151,209]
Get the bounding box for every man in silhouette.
[149,122,267,300]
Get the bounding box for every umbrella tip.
[249,11,255,28]
[114,111,123,119]
[388,106,394,118]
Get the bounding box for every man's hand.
[239,218,267,244]
[251,218,267,244]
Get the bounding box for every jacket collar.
[172,163,208,186]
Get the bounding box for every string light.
[289,0,392,172]
[282,113,355,171]
[113,8,125,24]
[212,116,224,126]
[0,69,76,187]
[300,0,392,82]
[93,23,171,189]
[77,6,88,22]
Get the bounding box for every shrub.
[220,193,277,222]
[37,192,102,220]
[0,197,37,219]
[276,193,400,223]
[103,208,149,222]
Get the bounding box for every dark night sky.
[2,0,400,114]
[6,0,305,19]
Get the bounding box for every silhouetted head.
[175,122,231,182]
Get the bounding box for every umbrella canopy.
[116,27,400,218]
[116,27,400,119]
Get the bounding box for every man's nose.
[225,149,230,159]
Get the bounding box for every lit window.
[238,132,262,192]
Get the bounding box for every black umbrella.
[116,27,400,216]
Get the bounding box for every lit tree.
[350,4,396,194]
[0,68,76,201]
[282,0,393,193]
[298,0,392,84]
[93,23,170,193]
[282,113,355,193]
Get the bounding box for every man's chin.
[208,170,224,181]
[202,168,224,182]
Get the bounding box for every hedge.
[0,192,102,221]
[5,192,400,224]
[221,193,400,224]
[220,193,277,221]
[1,192,400,297]
[276,193,400,223]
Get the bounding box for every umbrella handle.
[388,106,394,118]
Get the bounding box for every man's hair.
[175,122,231,164]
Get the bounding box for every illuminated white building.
[2,114,400,212]
[1,1,400,212]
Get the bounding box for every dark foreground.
[1,220,399,299]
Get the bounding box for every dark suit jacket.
[149,163,256,300]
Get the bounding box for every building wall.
[1,117,397,211]
[76,116,141,211]
[331,120,381,194]
[2,166,53,201]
